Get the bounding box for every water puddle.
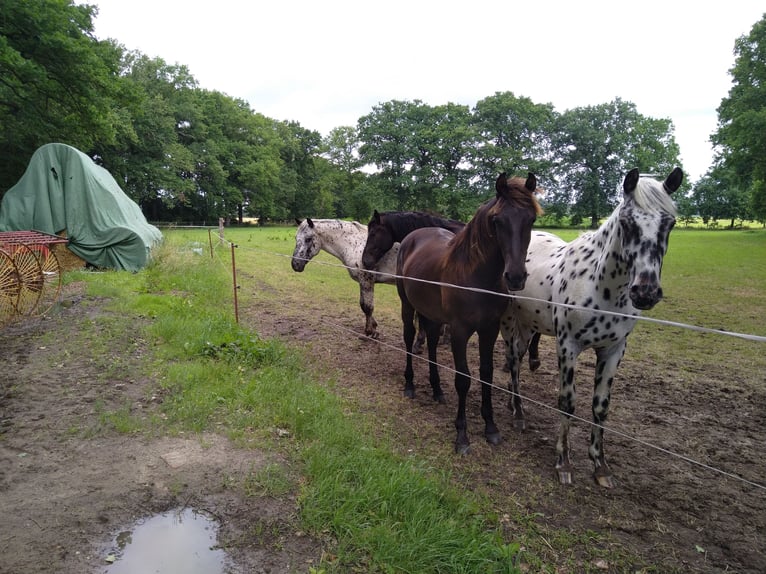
[103,507,226,573]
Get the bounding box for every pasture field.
[217,224,766,571]
[0,224,763,573]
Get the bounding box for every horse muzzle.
[504,272,527,292]
[361,253,376,270]
[291,258,307,272]
[630,284,662,310]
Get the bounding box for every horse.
[291,218,396,339]
[361,210,465,353]
[396,172,542,454]
[361,210,465,271]
[500,167,683,488]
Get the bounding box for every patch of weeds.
[200,333,284,369]
[243,462,294,498]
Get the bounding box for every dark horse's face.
[618,167,682,310]
[362,210,394,270]
[493,172,541,292]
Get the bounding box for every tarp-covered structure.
[0,143,162,271]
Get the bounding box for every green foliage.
[0,0,126,191]
[552,99,682,228]
[713,14,766,222]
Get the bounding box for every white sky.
[90,1,765,183]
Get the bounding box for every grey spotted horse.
[291,218,428,348]
[500,167,683,488]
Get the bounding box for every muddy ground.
[1,277,765,573]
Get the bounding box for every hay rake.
[0,231,66,327]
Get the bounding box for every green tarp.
[0,143,162,271]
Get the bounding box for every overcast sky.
[91,1,765,183]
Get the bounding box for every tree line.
[2,1,764,227]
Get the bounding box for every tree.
[320,127,371,219]
[692,167,752,227]
[552,99,681,227]
[713,14,766,223]
[0,0,126,193]
[471,92,556,190]
[94,53,198,219]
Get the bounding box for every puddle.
[103,508,226,573]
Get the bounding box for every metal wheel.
[29,245,62,315]
[10,243,43,316]
[0,248,20,326]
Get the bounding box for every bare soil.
[1,278,764,573]
[0,284,323,574]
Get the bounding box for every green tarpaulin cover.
[0,143,162,271]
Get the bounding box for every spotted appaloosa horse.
[291,218,397,339]
[397,173,542,454]
[500,167,683,488]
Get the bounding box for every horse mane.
[379,211,464,237]
[633,176,677,216]
[449,176,542,266]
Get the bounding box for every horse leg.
[450,329,472,455]
[555,337,580,485]
[528,331,542,371]
[590,342,627,489]
[500,314,530,430]
[400,299,417,399]
[421,317,445,403]
[359,272,378,339]
[413,314,426,355]
[478,326,501,445]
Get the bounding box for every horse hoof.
[412,345,423,355]
[485,432,502,446]
[594,474,615,489]
[403,389,415,399]
[529,358,541,372]
[557,469,574,485]
[513,418,526,431]
[433,393,446,404]
[454,442,471,455]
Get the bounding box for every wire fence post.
[230,242,239,324]
[207,229,214,258]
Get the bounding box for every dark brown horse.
[362,210,465,354]
[361,210,465,271]
[396,173,542,454]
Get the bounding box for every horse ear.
[495,172,508,195]
[623,168,640,194]
[295,218,302,226]
[307,218,315,228]
[372,210,381,223]
[525,172,537,192]
[663,167,683,194]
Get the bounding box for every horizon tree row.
[2,1,763,227]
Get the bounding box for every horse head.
[619,167,683,310]
[361,210,394,270]
[291,218,320,272]
[493,172,543,291]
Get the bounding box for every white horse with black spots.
[291,218,396,339]
[500,167,683,488]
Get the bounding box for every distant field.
[164,224,766,386]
